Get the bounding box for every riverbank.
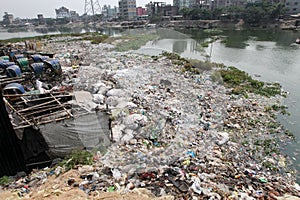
[1,17,299,36]
[0,34,299,199]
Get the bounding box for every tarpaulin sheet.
[39,112,111,158]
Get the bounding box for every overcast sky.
[1,0,173,19]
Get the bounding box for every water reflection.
[173,41,187,54]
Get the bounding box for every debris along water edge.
[0,31,299,199]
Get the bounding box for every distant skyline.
[1,0,173,19]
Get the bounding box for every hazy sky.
[1,0,173,19]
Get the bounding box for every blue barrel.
[4,83,25,94]
[1,61,15,69]
[14,54,24,60]
[3,62,16,69]
[30,63,45,75]
[31,54,50,62]
[17,58,30,72]
[0,60,8,69]
[44,59,62,75]
[6,65,22,78]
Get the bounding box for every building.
[37,14,44,20]
[285,0,300,15]
[3,12,14,25]
[173,0,194,10]
[55,6,70,19]
[70,11,80,22]
[146,2,179,17]
[102,5,119,21]
[136,7,147,16]
[119,0,137,20]
[211,0,247,9]
[146,2,166,17]
[37,14,45,25]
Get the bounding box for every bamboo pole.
[14,124,32,130]
[50,93,73,118]
[22,95,73,104]
[23,104,67,117]
[18,99,59,113]
[1,79,25,85]
[26,160,52,167]
[18,109,70,125]
[34,110,69,121]
[13,94,73,106]
[3,98,32,127]
[0,76,25,82]
[37,116,71,125]
[3,91,68,98]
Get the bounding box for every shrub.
[57,150,94,171]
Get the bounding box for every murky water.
[138,28,300,180]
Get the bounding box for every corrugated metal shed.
[0,91,26,177]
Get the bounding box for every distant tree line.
[180,2,286,24]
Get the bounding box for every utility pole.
[84,0,101,15]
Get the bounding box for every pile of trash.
[0,35,299,199]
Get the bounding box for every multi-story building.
[212,0,247,9]
[102,5,119,21]
[3,12,14,25]
[37,14,45,25]
[119,0,137,20]
[70,11,80,22]
[146,2,167,17]
[136,7,147,16]
[55,6,70,19]
[173,0,195,10]
[146,2,179,21]
[285,0,300,15]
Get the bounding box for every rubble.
[0,34,299,199]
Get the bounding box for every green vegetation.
[161,52,214,74]
[203,29,223,35]
[265,104,289,115]
[262,160,278,171]
[180,2,285,25]
[104,34,158,52]
[0,33,108,45]
[284,130,295,138]
[0,176,11,185]
[215,66,282,97]
[254,139,279,156]
[56,150,94,171]
[83,34,109,44]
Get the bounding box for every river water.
[139,28,300,181]
[1,29,300,180]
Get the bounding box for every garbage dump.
[0,34,299,199]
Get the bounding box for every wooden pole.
[23,104,68,117]
[3,98,32,127]
[18,99,59,113]
[50,93,73,118]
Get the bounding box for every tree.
[243,5,265,24]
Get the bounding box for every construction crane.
[84,0,101,15]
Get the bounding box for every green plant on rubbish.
[56,150,94,171]
[107,186,115,192]
[161,52,214,74]
[217,66,282,97]
[104,34,158,52]
[0,32,108,44]
[0,176,11,185]
[265,105,290,116]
